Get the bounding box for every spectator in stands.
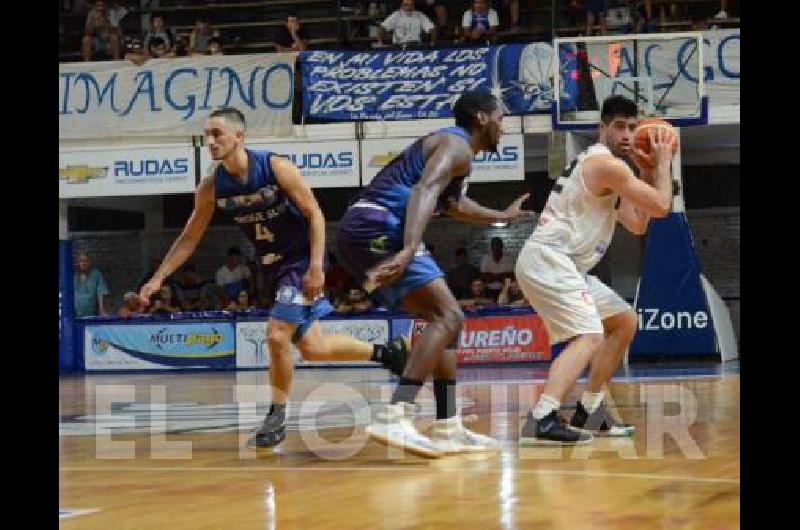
[174,264,209,311]
[336,287,374,313]
[497,277,527,306]
[585,0,607,36]
[143,12,175,58]
[124,38,146,64]
[480,237,515,300]
[459,0,500,44]
[74,251,109,317]
[379,0,436,47]
[82,1,122,61]
[199,283,224,311]
[207,37,224,55]
[172,34,191,57]
[149,284,181,315]
[118,292,143,318]
[446,247,481,299]
[148,36,171,58]
[227,289,256,312]
[189,17,218,55]
[416,1,448,32]
[275,13,310,52]
[216,247,252,305]
[458,278,494,309]
[495,0,520,29]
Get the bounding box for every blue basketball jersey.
[357,126,472,222]
[213,149,309,269]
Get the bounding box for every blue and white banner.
[236,318,389,368]
[301,31,738,122]
[630,213,717,357]
[59,54,296,140]
[200,139,360,188]
[703,29,740,107]
[84,322,236,370]
[300,46,551,121]
[60,144,195,198]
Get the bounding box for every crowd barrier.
[69,306,552,372]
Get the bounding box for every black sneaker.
[247,409,286,448]
[519,410,593,446]
[570,401,635,437]
[376,337,409,377]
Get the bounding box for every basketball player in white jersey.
[516,95,676,445]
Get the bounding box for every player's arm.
[617,198,650,235]
[139,177,215,304]
[445,192,531,225]
[595,127,674,218]
[406,137,470,251]
[272,155,326,300]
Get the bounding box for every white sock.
[532,394,561,420]
[582,391,605,414]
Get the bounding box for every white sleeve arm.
[381,12,396,30]
[489,10,500,27]
[421,14,435,32]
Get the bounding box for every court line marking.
[59,508,100,519]
[59,466,739,485]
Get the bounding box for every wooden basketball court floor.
[59,363,740,529]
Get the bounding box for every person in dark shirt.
[446,247,480,299]
[274,13,309,52]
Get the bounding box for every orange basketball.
[633,118,678,166]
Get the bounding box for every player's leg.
[335,211,442,457]
[248,316,297,448]
[362,260,458,458]
[570,276,637,436]
[248,268,321,449]
[295,320,409,375]
[515,243,597,446]
[400,285,500,453]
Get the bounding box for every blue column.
[59,239,75,373]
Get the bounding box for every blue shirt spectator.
[74,251,109,317]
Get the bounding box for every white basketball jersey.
[529,143,620,273]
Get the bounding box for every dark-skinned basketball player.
[336,91,532,457]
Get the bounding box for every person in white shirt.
[379,0,436,46]
[516,95,675,446]
[215,247,252,305]
[480,237,514,299]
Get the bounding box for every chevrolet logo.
[368,152,402,167]
[59,165,108,183]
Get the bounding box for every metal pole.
[337,0,343,48]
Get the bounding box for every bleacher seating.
[59,0,737,62]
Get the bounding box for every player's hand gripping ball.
[631,118,678,169]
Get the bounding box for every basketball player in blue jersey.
[138,107,409,449]
[336,91,532,457]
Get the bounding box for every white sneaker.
[427,416,502,453]
[366,403,443,459]
[714,10,728,19]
